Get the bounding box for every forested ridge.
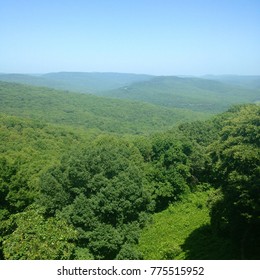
[1,73,259,113]
[0,81,209,134]
[0,81,259,260]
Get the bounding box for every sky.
[0,0,260,75]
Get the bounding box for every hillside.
[203,75,260,90]
[99,76,260,113]
[137,190,235,260]
[0,77,259,260]
[0,81,209,134]
[0,73,259,114]
[1,104,259,260]
[0,72,153,93]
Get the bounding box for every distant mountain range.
[0,72,153,93]
[97,76,260,113]
[0,72,259,113]
[202,75,260,90]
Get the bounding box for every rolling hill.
[202,75,260,90]
[98,76,260,113]
[1,72,259,114]
[1,78,259,260]
[0,72,153,93]
[0,81,209,134]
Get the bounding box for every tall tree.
[209,105,260,259]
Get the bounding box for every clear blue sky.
[1,0,259,75]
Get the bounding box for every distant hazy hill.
[202,75,260,90]
[0,81,209,134]
[99,76,260,113]
[0,72,153,93]
[0,72,259,114]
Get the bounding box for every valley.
[0,73,259,260]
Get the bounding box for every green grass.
[138,189,236,260]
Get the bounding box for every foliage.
[138,190,212,259]
[0,78,259,260]
[145,132,194,210]
[1,73,259,113]
[0,81,208,134]
[3,209,77,260]
[102,76,260,113]
[208,105,260,259]
[37,135,152,259]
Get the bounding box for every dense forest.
[1,73,260,113]
[0,77,259,260]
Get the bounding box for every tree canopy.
[0,80,259,260]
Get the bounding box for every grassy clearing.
[138,189,235,260]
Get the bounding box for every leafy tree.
[37,169,71,216]
[116,243,143,260]
[37,135,152,259]
[87,223,123,259]
[0,157,15,210]
[209,105,260,259]
[2,209,77,260]
[145,133,194,210]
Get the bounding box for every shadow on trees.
[181,224,239,260]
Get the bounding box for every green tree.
[37,135,152,259]
[3,209,77,260]
[88,223,123,259]
[145,133,194,210]
[209,105,260,259]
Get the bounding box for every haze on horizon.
[1,0,259,76]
